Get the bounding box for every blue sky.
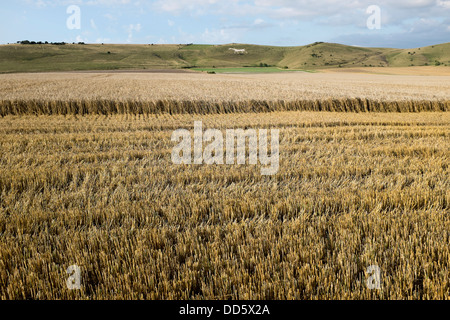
[1,0,449,48]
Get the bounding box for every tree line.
[16,40,86,45]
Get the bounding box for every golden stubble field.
[1,71,450,102]
[0,71,449,299]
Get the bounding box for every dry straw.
[1,98,449,116]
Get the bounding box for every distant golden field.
[0,72,449,299]
[323,66,450,76]
[1,71,449,102]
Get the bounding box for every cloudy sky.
[1,0,449,48]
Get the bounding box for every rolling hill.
[0,41,449,73]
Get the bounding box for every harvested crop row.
[1,98,449,116]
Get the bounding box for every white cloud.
[126,23,141,33]
[125,23,142,42]
[95,38,111,43]
[155,38,169,44]
[75,35,86,42]
[154,0,220,14]
[87,0,131,4]
[201,28,237,43]
[104,13,116,20]
[438,0,450,8]
[333,17,450,48]
[389,0,437,8]
[26,0,132,6]
[27,0,450,23]
[152,0,449,22]
[22,0,449,47]
[35,0,47,7]
[90,19,97,30]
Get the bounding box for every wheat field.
[1,71,450,102]
[0,72,449,300]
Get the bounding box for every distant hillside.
[0,42,449,73]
